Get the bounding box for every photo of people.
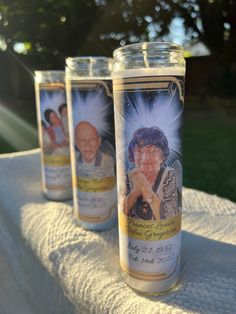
[59,103,69,137]
[41,120,52,153]
[71,83,117,222]
[75,120,114,176]
[41,103,69,155]
[123,126,179,220]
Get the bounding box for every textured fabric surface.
[0,149,236,314]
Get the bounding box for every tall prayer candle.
[112,42,185,294]
[66,57,117,230]
[35,71,72,201]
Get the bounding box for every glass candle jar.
[112,42,185,294]
[66,57,117,230]
[34,71,72,201]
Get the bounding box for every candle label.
[39,84,71,190]
[69,80,117,223]
[113,75,184,280]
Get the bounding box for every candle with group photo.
[66,57,117,230]
[34,71,72,201]
[112,42,185,294]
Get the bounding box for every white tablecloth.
[0,149,235,314]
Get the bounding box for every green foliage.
[0,0,235,69]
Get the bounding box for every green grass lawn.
[0,137,16,154]
[183,109,236,202]
[0,99,38,153]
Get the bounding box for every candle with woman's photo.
[35,71,72,200]
[113,42,185,294]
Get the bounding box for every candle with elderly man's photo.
[34,71,72,201]
[66,57,117,230]
[112,42,185,294]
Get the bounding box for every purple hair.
[128,127,169,162]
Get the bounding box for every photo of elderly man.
[75,121,114,176]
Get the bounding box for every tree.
[0,0,235,93]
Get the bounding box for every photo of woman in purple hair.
[123,127,179,220]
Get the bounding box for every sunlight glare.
[0,103,38,151]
